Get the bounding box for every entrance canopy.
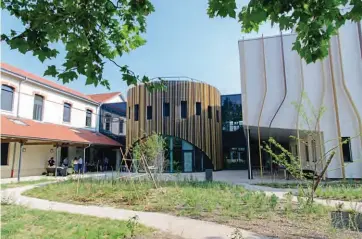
[1,115,121,146]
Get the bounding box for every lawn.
[1,179,55,190]
[1,204,178,239]
[24,178,362,239]
[256,181,362,201]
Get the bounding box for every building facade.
[239,21,362,179]
[126,80,223,172]
[1,63,122,178]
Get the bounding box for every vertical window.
[63,103,71,122]
[1,143,9,165]
[1,85,14,111]
[119,119,124,134]
[196,102,201,116]
[163,102,170,117]
[312,139,317,162]
[342,137,353,162]
[85,109,92,127]
[105,114,111,131]
[147,106,152,120]
[134,104,139,121]
[305,144,310,162]
[216,110,219,122]
[208,106,212,119]
[33,94,44,121]
[181,101,187,119]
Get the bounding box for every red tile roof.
[0,115,121,146]
[0,63,98,104]
[88,92,122,103]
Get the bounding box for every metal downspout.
[257,35,268,178]
[328,42,345,179]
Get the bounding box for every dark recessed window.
[342,137,353,162]
[119,119,124,134]
[63,103,71,122]
[196,102,201,116]
[105,114,111,131]
[1,143,9,165]
[1,85,14,111]
[208,106,212,119]
[216,110,219,122]
[163,102,170,117]
[305,144,310,162]
[147,106,152,120]
[33,94,44,121]
[134,104,139,121]
[85,109,92,127]
[181,101,187,119]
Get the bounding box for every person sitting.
[48,157,55,167]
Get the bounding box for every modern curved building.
[126,80,223,172]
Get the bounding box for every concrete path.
[1,184,269,239]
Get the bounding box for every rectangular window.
[181,101,187,119]
[305,144,310,162]
[134,104,139,121]
[147,106,152,120]
[216,110,219,122]
[1,143,9,165]
[85,109,92,127]
[342,137,353,162]
[1,85,14,111]
[208,106,212,119]
[33,94,44,121]
[63,103,71,122]
[163,102,170,117]
[196,102,201,116]
[119,119,124,134]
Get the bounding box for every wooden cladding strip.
[126,81,223,170]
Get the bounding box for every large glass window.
[86,109,92,127]
[63,103,71,122]
[1,85,14,111]
[33,94,44,121]
[147,106,152,120]
[181,101,187,119]
[164,102,170,117]
[134,104,139,121]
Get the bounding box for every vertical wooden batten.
[126,80,223,170]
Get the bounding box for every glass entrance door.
[183,151,193,172]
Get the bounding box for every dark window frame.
[63,103,72,122]
[85,109,92,127]
[181,101,187,119]
[147,105,152,120]
[163,102,170,117]
[33,94,44,121]
[1,85,14,112]
[196,102,201,116]
[134,104,139,121]
[342,137,353,162]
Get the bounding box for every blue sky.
[1,0,279,96]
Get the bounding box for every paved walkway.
[2,184,269,239]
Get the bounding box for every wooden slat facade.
[126,81,223,170]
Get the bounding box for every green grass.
[1,179,55,190]
[256,181,362,201]
[24,178,361,238]
[1,204,152,239]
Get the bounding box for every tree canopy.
[2,0,361,88]
[208,0,362,63]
